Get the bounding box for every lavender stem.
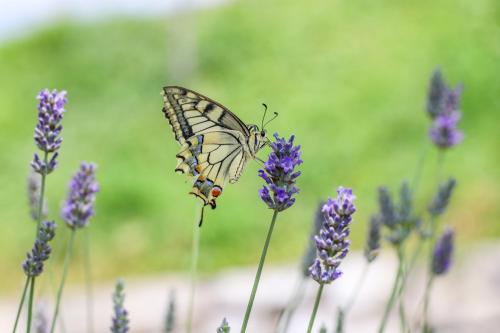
[422,275,434,332]
[186,204,202,333]
[26,277,35,333]
[306,283,324,333]
[240,209,279,333]
[377,246,405,333]
[49,229,76,333]
[12,277,30,333]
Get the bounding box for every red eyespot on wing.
[211,186,222,198]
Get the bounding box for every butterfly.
[161,86,275,211]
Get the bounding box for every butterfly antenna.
[198,205,205,227]
[263,111,279,129]
[260,103,268,130]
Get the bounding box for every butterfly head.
[247,124,268,156]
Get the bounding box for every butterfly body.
[161,86,267,209]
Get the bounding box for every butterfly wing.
[161,86,251,208]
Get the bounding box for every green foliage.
[0,0,498,290]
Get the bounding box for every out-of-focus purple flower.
[309,187,356,284]
[428,178,457,217]
[31,89,67,175]
[427,69,446,119]
[28,171,48,221]
[377,182,419,245]
[364,215,381,263]
[22,221,56,277]
[426,70,464,149]
[34,301,49,333]
[258,133,302,211]
[111,279,129,333]
[62,163,99,229]
[432,227,454,275]
[216,318,230,333]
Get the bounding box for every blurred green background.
[0,0,499,292]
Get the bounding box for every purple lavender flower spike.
[31,89,67,175]
[111,279,129,333]
[258,133,302,211]
[62,163,99,229]
[426,70,464,149]
[309,187,356,284]
[22,221,56,277]
[432,227,454,275]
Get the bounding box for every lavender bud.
[432,228,454,275]
[377,187,397,228]
[34,301,49,333]
[22,221,57,277]
[62,163,99,229]
[309,187,356,284]
[258,133,302,212]
[28,171,48,221]
[111,279,129,333]
[426,69,446,119]
[428,178,457,217]
[364,216,381,263]
[216,318,230,333]
[164,290,175,333]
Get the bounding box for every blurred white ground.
[2,244,500,333]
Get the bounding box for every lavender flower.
[164,291,175,333]
[34,301,49,333]
[377,182,419,245]
[364,216,381,263]
[301,202,326,277]
[426,69,446,119]
[309,187,356,284]
[432,228,454,275]
[258,133,302,211]
[216,318,230,333]
[428,178,457,217]
[111,279,129,333]
[28,171,48,221]
[22,221,56,277]
[426,70,464,149]
[62,163,99,229]
[31,89,67,175]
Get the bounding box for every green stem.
[83,229,94,333]
[49,229,76,333]
[240,209,279,333]
[422,275,434,332]
[397,248,408,333]
[186,204,202,333]
[306,283,324,333]
[26,277,35,333]
[36,152,48,233]
[12,277,30,333]
[411,139,430,196]
[377,247,404,333]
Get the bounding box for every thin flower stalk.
[164,291,175,333]
[83,229,94,333]
[241,134,302,333]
